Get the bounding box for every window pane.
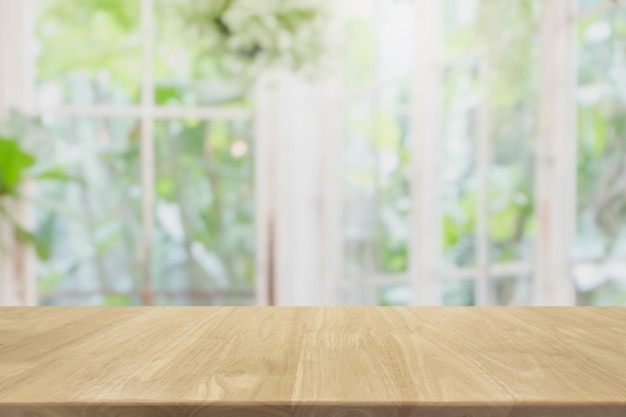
[442,61,480,269]
[378,282,410,306]
[36,0,141,106]
[50,294,143,306]
[343,0,377,90]
[344,89,410,279]
[486,4,538,264]
[574,262,626,305]
[444,0,481,57]
[153,0,250,107]
[578,0,614,12]
[442,1,538,270]
[340,278,375,305]
[443,279,475,305]
[376,95,410,274]
[344,97,378,278]
[575,7,626,261]
[376,0,416,81]
[343,0,415,91]
[40,295,141,306]
[35,117,142,305]
[153,291,255,307]
[487,275,532,305]
[153,119,255,305]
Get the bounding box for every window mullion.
[475,58,491,306]
[30,106,252,120]
[575,0,625,20]
[140,0,155,305]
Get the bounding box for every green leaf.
[14,224,51,261]
[489,204,521,243]
[32,167,83,184]
[0,137,36,194]
[38,270,65,292]
[155,86,184,105]
[38,260,81,292]
[156,176,175,200]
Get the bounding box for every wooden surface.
[1,307,625,417]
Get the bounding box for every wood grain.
[0,307,625,417]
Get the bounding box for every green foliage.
[37,258,81,292]
[33,0,626,305]
[38,0,141,102]
[343,18,376,89]
[34,0,317,305]
[181,0,330,80]
[34,167,82,184]
[344,100,411,275]
[443,280,475,306]
[0,138,36,196]
[104,294,134,306]
[0,132,74,261]
[440,0,538,268]
[152,119,255,291]
[14,225,51,261]
[155,86,185,106]
[576,8,626,256]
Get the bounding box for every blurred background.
[0,0,625,307]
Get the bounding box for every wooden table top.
[0,307,625,417]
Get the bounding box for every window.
[340,0,626,306]
[34,0,255,305]
[573,0,626,304]
[341,0,413,304]
[3,0,624,306]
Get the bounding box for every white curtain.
[0,0,36,305]
[255,71,343,305]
